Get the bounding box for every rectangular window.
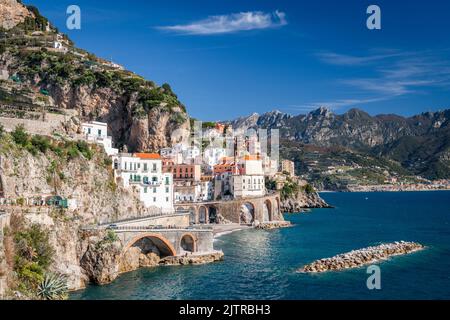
[98,129,101,136]
[166,197,169,202]
[166,187,169,193]
[144,187,148,193]
[87,128,91,134]
[153,163,157,171]
[153,188,157,193]
[144,163,148,171]
[153,197,156,202]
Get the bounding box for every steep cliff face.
[0,0,190,153]
[0,0,32,30]
[0,133,154,293]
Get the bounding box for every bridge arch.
[180,233,197,253]
[208,205,219,224]
[188,206,196,224]
[275,197,280,216]
[263,199,272,222]
[240,202,255,225]
[199,206,208,224]
[123,233,177,257]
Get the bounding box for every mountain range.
[227,107,450,187]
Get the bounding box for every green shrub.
[66,145,79,160]
[11,124,29,147]
[303,184,315,194]
[76,140,93,160]
[14,224,55,294]
[30,135,51,153]
[105,230,118,243]
[103,157,112,167]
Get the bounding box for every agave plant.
[37,273,68,300]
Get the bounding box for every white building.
[231,155,265,198]
[81,121,118,156]
[231,175,265,199]
[112,153,174,213]
[182,146,201,164]
[203,147,227,169]
[262,154,278,177]
[248,135,261,156]
[160,147,174,158]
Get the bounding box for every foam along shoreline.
[213,224,253,239]
[213,221,292,239]
[298,241,425,273]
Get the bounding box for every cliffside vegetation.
[1,1,190,152]
[4,214,68,300]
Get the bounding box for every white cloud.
[157,10,287,35]
[312,50,450,108]
[316,51,406,66]
[286,97,390,113]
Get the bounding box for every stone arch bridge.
[114,226,214,257]
[175,192,282,225]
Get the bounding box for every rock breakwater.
[160,251,224,266]
[299,241,424,273]
[256,221,292,230]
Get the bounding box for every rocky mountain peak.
[0,0,32,30]
[307,106,334,120]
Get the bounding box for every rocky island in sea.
[298,241,425,273]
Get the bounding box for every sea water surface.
[71,191,450,300]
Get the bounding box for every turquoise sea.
[71,191,450,300]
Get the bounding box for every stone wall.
[111,213,190,229]
[0,113,79,137]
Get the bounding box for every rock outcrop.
[160,251,224,266]
[80,240,122,285]
[0,0,32,30]
[298,241,424,273]
[281,191,331,213]
[255,221,291,230]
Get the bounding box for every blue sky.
[25,0,450,120]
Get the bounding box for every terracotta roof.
[243,155,261,161]
[134,153,161,160]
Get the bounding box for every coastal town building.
[231,155,266,198]
[163,164,202,182]
[281,159,296,177]
[212,155,266,199]
[203,147,227,171]
[182,146,201,164]
[81,121,118,156]
[112,153,174,212]
[262,154,278,177]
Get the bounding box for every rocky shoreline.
[298,241,424,273]
[255,221,292,230]
[282,191,332,213]
[160,251,224,266]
